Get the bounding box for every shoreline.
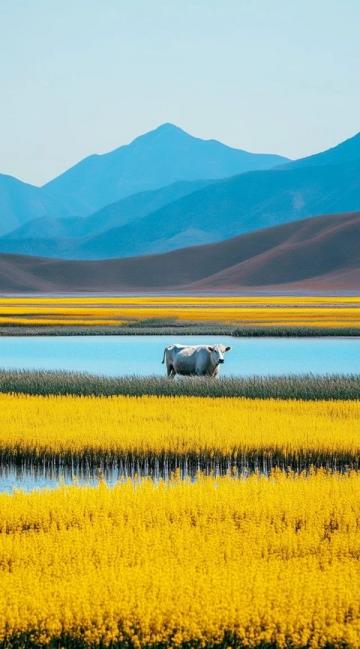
[0,325,359,337]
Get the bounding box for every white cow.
[162,344,231,377]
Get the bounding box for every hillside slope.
[0,211,358,293]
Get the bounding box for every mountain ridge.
[42,122,290,216]
[1,126,360,263]
[3,156,358,260]
[1,158,359,260]
[1,179,213,243]
[283,130,360,170]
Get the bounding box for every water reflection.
[0,456,356,493]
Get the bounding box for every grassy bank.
[0,324,360,336]
[0,369,359,400]
[0,322,235,336]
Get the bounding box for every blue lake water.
[0,335,358,377]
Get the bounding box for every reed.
[0,324,360,336]
[0,369,358,400]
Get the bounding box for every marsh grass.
[0,369,358,399]
[0,324,359,336]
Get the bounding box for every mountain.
[61,158,360,259]
[284,130,360,169]
[1,179,213,243]
[0,211,358,293]
[1,158,359,260]
[0,174,71,237]
[2,128,359,262]
[42,123,290,216]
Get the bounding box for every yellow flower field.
[0,296,359,327]
[0,393,358,469]
[0,389,358,647]
[0,472,359,647]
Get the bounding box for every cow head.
[208,344,231,365]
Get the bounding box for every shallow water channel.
[0,335,359,493]
[0,334,359,377]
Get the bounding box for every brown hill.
[0,211,359,293]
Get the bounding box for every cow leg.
[166,363,176,378]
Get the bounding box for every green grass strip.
[0,325,359,336]
[0,370,358,400]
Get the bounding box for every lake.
[0,335,358,377]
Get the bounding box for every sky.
[1,0,359,186]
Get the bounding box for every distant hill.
[42,123,290,216]
[1,179,213,245]
[284,130,360,170]
[0,174,70,237]
[0,211,358,293]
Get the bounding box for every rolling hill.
[42,123,289,216]
[0,211,358,293]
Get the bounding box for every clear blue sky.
[1,0,359,185]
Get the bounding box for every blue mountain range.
[0,124,359,262]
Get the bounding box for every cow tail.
[161,348,166,364]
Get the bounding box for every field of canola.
[0,296,359,328]
[0,472,359,648]
[0,393,359,471]
[1,387,359,647]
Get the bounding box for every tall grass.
[0,369,359,399]
[0,322,235,336]
[0,324,359,336]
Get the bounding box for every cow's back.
[173,346,212,375]
[172,346,198,375]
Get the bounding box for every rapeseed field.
[0,296,359,329]
[0,472,359,648]
[0,385,358,646]
[0,393,358,472]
